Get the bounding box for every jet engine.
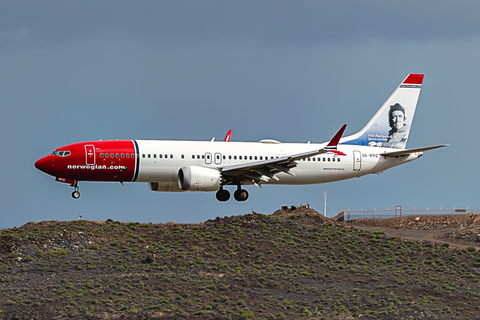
[148,182,183,192]
[178,166,223,191]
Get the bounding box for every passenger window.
[229,155,232,160]
[308,158,310,161]
[312,157,315,161]
[100,153,104,158]
[131,154,134,158]
[159,154,162,158]
[170,154,173,159]
[142,154,145,158]
[323,157,325,161]
[223,155,226,160]
[116,153,119,158]
[181,155,184,159]
[165,154,168,158]
[234,155,237,160]
[105,153,109,158]
[111,153,114,158]
[338,158,341,162]
[121,153,124,158]
[328,158,330,162]
[239,156,242,160]
[148,154,151,158]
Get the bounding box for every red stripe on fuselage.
[35,140,136,182]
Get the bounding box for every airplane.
[35,74,447,202]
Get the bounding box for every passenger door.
[85,145,95,165]
[353,150,361,171]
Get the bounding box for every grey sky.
[1,1,480,229]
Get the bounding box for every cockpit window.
[51,151,71,157]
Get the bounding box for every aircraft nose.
[35,156,53,174]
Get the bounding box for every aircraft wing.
[219,125,347,185]
[381,144,449,158]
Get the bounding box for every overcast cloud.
[1,1,480,229]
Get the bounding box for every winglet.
[326,124,347,148]
[224,130,232,142]
[324,124,347,156]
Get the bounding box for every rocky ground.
[348,213,480,249]
[1,208,480,319]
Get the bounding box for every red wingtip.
[223,130,232,142]
[403,74,424,85]
[326,124,347,148]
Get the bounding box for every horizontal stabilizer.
[381,144,448,157]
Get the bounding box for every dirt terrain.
[2,208,480,319]
[348,213,480,250]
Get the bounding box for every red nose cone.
[35,156,52,175]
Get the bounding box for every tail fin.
[341,74,424,149]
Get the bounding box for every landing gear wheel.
[216,188,230,202]
[70,182,80,199]
[234,189,249,202]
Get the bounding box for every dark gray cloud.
[1,1,480,230]
[2,1,480,48]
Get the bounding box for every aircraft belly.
[135,165,177,183]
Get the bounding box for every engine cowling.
[178,166,222,191]
[148,182,183,192]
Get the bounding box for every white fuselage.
[134,140,421,185]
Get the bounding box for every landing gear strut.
[234,187,248,202]
[71,183,80,199]
[215,187,230,202]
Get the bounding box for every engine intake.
[178,166,222,191]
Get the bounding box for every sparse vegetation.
[1,210,480,319]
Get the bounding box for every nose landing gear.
[71,183,80,199]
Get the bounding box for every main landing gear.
[215,186,249,202]
[71,182,80,199]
